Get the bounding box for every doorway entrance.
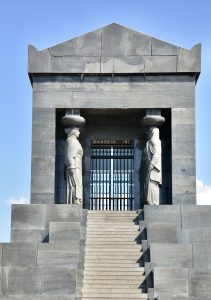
[90,140,134,210]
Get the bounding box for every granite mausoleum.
[1,23,211,299]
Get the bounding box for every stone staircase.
[82,210,148,299]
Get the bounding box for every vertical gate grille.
[90,140,134,210]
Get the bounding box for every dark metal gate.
[90,140,134,210]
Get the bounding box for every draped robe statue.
[141,127,162,205]
[64,127,83,204]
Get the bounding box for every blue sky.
[0,0,211,241]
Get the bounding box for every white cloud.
[6,196,29,205]
[197,179,211,205]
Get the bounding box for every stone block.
[31,193,54,204]
[49,29,101,56]
[33,82,194,108]
[33,91,74,108]
[31,158,55,177]
[177,44,201,73]
[172,142,195,158]
[181,205,211,229]
[51,56,101,73]
[189,269,211,298]
[192,243,209,269]
[172,158,195,176]
[173,194,196,205]
[153,267,188,298]
[0,243,2,265]
[11,204,46,229]
[172,108,195,125]
[144,205,181,225]
[81,209,88,226]
[145,56,177,73]
[2,243,37,267]
[41,266,76,295]
[32,107,55,125]
[172,175,196,198]
[147,223,181,243]
[28,45,51,73]
[151,38,179,55]
[72,90,192,109]
[101,23,151,56]
[11,228,49,243]
[150,243,192,267]
[32,124,55,142]
[32,141,55,158]
[113,56,144,73]
[101,57,113,73]
[49,222,81,243]
[181,228,211,243]
[46,204,82,223]
[2,266,41,294]
[172,124,195,141]
[31,174,55,194]
[37,243,79,267]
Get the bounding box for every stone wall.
[0,204,87,299]
[142,205,211,299]
[31,74,196,206]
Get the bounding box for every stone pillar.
[140,109,165,205]
[61,109,85,205]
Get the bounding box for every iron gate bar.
[90,140,134,211]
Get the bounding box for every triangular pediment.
[28,23,201,75]
[47,23,179,57]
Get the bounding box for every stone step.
[87,220,138,223]
[85,244,141,249]
[86,226,140,234]
[83,283,145,289]
[84,257,140,262]
[86,235,139,240]
[84,261,141,265]
[85,242,140,247]
[87,213,139,220]
[85,247,142,252]
[86,229,140,233]
[86,224,139,227]
[83,277,146,284]
[85,252,142,256]
[85,252,142,258]
[86,224,138,227]
[82,292,148,299]
[82,295,148,300]
[83,288,145,293]
[82,296,147,299]
[84,275,145,280]
[83,269,145,275]
[87,217,137,220]
[88,211,139,215]
[84,266,142,271]
[87,218,138,222]
[86,233,140,238]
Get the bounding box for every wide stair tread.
[82,211,147,299]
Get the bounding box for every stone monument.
[141,109,165,205]
[62,109,85,205]
[1,23,211,300]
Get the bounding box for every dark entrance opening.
[90,140,134,210]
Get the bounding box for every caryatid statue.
[141,110,165,205]
[61,109,85,205]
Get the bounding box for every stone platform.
[1,204,211,299]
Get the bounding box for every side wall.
[31,75,196,205]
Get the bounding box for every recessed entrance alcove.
[55,108,171,208]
